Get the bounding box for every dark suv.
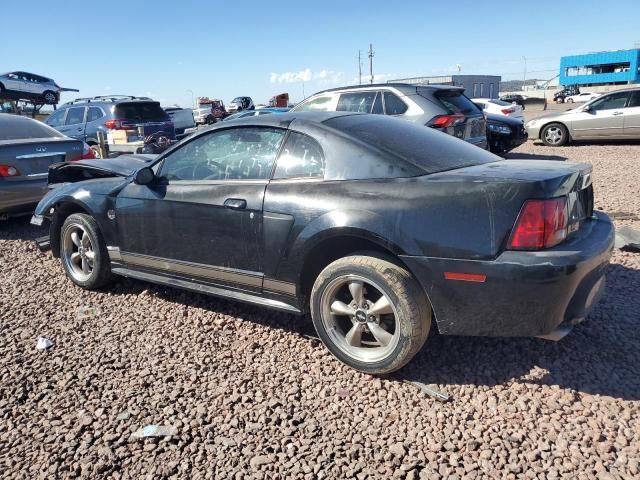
[46,96,175,158]
[292,83,487,149]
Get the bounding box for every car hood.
[527,108,581,124]
[48,154,157,185]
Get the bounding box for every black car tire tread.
[61,213,113,289]
[310,255,431,375]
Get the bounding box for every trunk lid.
[0,137,84,180]
[427,159,595,248]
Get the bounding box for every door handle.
[224,198,247,210]
[612,111,624,116]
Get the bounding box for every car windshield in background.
[232,97,244,103]
[324,114,498,175]
[0,116,64,141]
[421,88,480,115]
[114,102,168,121]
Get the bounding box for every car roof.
[201,111,357,130]
[311,82,464,96]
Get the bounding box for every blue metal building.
[560,49,640,86]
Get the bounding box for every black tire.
[205,115,215,125]
[566,98,574,103]
[310,255,431,375]
[60,213,113,289]
[43,91,57,105]
[541,122,569,147]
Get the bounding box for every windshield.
[324,114,498,175]
[231,97,245,103]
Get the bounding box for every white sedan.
[473,98,524,119]
[565,92,600,103]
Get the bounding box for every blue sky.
[2,0,640,108]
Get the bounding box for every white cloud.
[270,68,312,84]
[270,68,344,84]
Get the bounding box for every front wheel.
[310,255,431,375]
[566,98,574,103]
[541,123,569,147]
[60,213,113,289]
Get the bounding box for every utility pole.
[358,50,362,85]
[522,56,527,92]
[368,43,374,84]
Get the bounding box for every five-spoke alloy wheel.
[311,255,432,374]
[60,213,113,289]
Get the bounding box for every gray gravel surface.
[1,140,639,479]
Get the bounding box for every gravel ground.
[1,140,639,479]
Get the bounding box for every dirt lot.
[1,135,639,479]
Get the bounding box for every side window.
[371,92,383,114]
[590,92,629,111]
[295,95,334,112]
[383,92,408,115]
[65,107,85,125]
[159,127,285,181]
[336,92,377,113]
[87,107,105,122]
[273,132,325,180]
[629,91,640,108]
[46,109,66,127]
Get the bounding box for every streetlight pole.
[368,43,375,84]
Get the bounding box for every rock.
[390,443,407,457]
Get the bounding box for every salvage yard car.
[0,114,94,219]
[526,88,640,146]
[0,71,66,105]
[32,112,613,374]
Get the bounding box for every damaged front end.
[31,154,153,255]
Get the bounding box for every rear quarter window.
[421,88,480,115]
[324,114,498,175]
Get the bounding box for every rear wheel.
[310,255,431,375]
[60,213,113,289]
[541,123,569,147]
[43,91,57,105]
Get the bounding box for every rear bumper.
[0,180,48,215]
[401,211,614,337]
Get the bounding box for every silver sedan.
[526,88,640,146]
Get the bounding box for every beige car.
[526,88,640,146]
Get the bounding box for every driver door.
[114,126,286,293]
[571,91,629,139]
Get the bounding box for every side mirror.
[134,167,155,185]
[582,105,592,112]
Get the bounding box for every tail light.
[104,119,129,130]
[81,143,96,160]
[501,107,516,115]
[508,198,568,250]
[428,114,465,128]
[0,165,21,177]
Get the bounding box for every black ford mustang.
[32,112,614,374]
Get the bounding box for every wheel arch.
[48,200,93,257]
[297,229,412,304]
